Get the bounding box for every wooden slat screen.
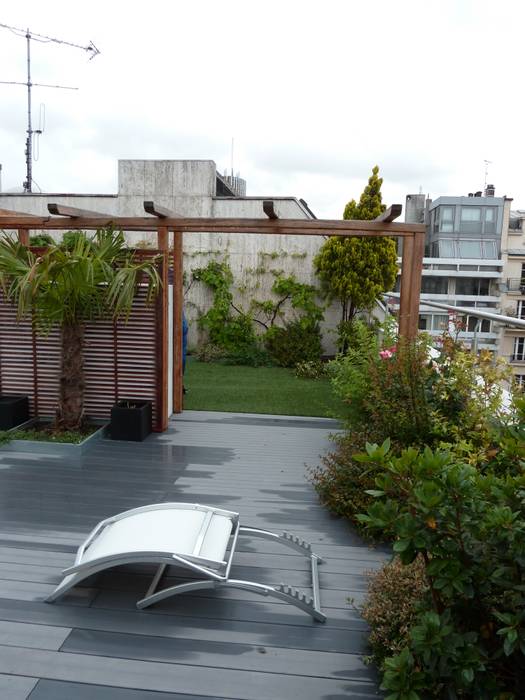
[0,285,163,430]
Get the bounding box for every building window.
[460,207,482,233]
[421,276,448,294]
[418,314,431,330]
[438,239,455,257]
[518,300,525,319]
[466,316,491,333]
[455,278,490,296]
[513,337,525,361]
[439,206,455,232]
[485,207,496,234]
[432,315,449,331]
[458,240,482,258]
[515,374,525,388]
[482,240,497,258]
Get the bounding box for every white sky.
[1,0,524,217]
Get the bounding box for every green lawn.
[183,359,344,417]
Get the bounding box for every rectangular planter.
[110,400,152,442]
[0,418,108,456]
[0,395,29,430]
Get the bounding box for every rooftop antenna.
[230,136,234,178]
[0,22,100,192]
[483,159,492,190]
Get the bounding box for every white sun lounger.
[46,502,326,622]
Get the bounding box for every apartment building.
[500,207,525,385]
[404,186,510,351]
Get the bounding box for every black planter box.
[110,400,152,442]
[0,395,29,430]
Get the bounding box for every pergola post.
[398,231,424,339]
[172,230,183,414]
[18,229,30,246]
[157,225,169,429]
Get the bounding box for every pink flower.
[379,345,397,360]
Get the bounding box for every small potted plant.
[0,395,29,430]
[110,399,152,442]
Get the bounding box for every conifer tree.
[314,166,398,350]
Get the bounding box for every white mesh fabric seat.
[46,502,326,622]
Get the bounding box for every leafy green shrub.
[195,343,225,363]
[294,360,326,379]
[29,233,55,247]
[264,321,322,367]
[309,430,379,525]
[61,231,89,250]
[357,440,525,698]
[361,555,428,668]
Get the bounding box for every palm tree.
[0,228,161,431]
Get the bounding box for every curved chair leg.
[137,579,217,609]
[46,571,92,603]
[137,576,326,622]
[239,526,324,562]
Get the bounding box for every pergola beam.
[47,203,108,218]
[375,204,402,223]
[144,201,182,219]
[0,215,425,236]
[263,201,278,219]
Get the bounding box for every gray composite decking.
[0,410,387,699]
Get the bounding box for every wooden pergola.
[0,203,425,430]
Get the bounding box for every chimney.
[485,183,495,197]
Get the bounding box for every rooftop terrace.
[0,410,386,699]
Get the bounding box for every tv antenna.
[0,22,100,192]
[483,159,492,190]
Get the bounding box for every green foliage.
[309,429,381,526]
[313,166,397,350]
[192,260,258,357]
[0,229,161,333]
[312,323,520,535]
[61,230,89,250]
[29,233,55,247]
[294,360,326,380]
[192,260,324,367]
[343,165,386,221]
[358,441,525,697]
[264,321,322,368]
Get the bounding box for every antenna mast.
[0,22,100,192]
[483,159,492,190]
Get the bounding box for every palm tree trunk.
[55,322,85,431]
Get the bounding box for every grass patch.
[183,359,344,417]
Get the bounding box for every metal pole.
[24,28,32,193]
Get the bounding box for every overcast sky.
[1,0,523,217]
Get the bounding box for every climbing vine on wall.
[190,257,325,367]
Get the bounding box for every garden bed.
[0,419,108,456]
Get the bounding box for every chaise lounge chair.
[46,502,326,622]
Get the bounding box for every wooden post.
[398,235,414,339]
[18,229,30,246]
[157,226,169,430]
[172,230,183,414]
[407,231,424,339]
[398,232,424,339]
